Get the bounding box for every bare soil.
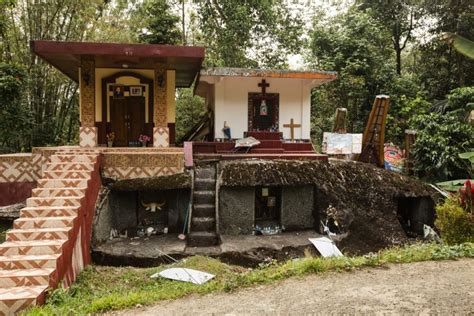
[122,259,474,315]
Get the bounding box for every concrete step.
[191,216,215,232]
[194,178,215,191]
[50,154,97,163]
[0,240,67,256]
[6,227,73,241]
[0,286,47,314]
[32,187,86,198]
[37,179,89,188]
[195,167,216,179]
[45,163,95,172]
[193,204,215,217]
[21,206,80,218]
[0,268,56,288]
[193,190,215,204]
[42,170,92,179]
[26,197,83,208]
[13,217,76,230]
[187,232,220,247]
[0,254,61,270]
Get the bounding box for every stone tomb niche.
[396,196,435,236]
[93,188,190,244]
[218,185,315,235]
[255,186,281,230]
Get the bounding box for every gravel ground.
[120,259,474,315]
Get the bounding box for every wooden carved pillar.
[153,63,169,147]
[79,56,97,147]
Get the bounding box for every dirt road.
[126,259,474,315]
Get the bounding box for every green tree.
[137,0,182,45]
[175,87,206,142]
[409,87,474,180]
[0,63,32,152]
[357,0,422,75]
[308,8,395,142]
[196,0,303,68]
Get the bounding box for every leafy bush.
[409,112,474,180]
[435,196,474,245]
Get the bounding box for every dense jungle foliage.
[0,0,473,182]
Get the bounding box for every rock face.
[0,203,24,220]
[219,159,440,254]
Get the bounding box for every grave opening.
[255,186,281,234]
[397,196,435,237]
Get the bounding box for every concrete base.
[91,230,322,267]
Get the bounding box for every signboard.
[322,133,362,154]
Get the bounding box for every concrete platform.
[91,230,323,267]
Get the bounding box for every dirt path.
[123,259,474,315]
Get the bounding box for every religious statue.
[223,121,232,140]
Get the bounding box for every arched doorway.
[100,72,154,146]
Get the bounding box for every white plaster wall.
[213,77,310,140]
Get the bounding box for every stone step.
[50,154,97,163]
[42,170,92,179]
[187,232,220,247]
[32,187,86,198]
[193,204,215,217]
[37,179,89,188]
[194,178,215,191]
[0,268,56,289]
[191,216,215,232]
[0,286,47,315]
[0,254,61,270]
[21,206,80,218]
[195,167,216,179]
[13,217,76,230]
[6,227,73,241]
[193,190,215,204]
[45,163,95,172]
[26,197,83,208]
[0,240,67,256]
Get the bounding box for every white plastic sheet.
[308,237,344,258]
[151,268,215,285]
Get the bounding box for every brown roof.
[31,41,205,87]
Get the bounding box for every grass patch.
[25,242,473,315]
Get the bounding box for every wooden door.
[110,98,128,147]
[110,96,145,146]
[127,96,146,144]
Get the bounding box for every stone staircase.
[0,149,101,315]
[187,162,219,247]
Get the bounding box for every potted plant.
[139,134,151,147]
[106,132,115,147]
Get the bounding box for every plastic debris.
[151,268,215,285]
[308,237,344,258]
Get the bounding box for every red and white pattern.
[0,155,41,183]
[153,127,169,148]
[79,127,97,148]
[0,150,100,315]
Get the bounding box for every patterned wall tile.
[79,127,98,147]
[153,127,169,147]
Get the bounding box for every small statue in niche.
[223,121,232,140]
[141,200,165,212]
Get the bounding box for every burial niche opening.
[397,196,435,237]
[255,186,281,233]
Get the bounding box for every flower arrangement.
[139,134,151,143]
[106,132,115,142]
